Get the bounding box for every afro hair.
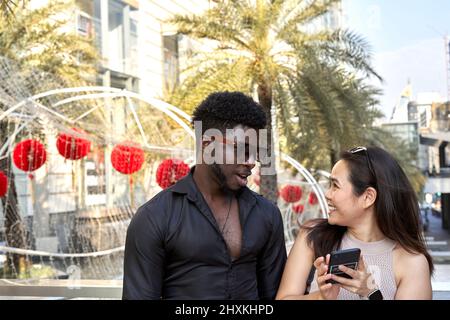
[191,91,267,133]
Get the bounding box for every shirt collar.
[169,166,199,201]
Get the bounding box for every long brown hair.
[303,146,434,274]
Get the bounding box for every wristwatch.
[367,289,383,300]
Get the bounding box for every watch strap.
[367,289,383,300]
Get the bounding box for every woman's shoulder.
[292,220,322,252]
[393,245,428,262]
[392,244,432,295]
[393,245,430,277]
[293,219,331,254]
[296,219,326,243]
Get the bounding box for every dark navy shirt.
[122,167,287,300]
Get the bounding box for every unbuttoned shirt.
[122,167,287,300]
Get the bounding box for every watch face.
[369,289,383,300]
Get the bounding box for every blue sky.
[342,0,450,120]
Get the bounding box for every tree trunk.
[0,121,30,277]
[257,83,278,204]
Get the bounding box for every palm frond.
[164,0,417,182]
[319,29,382,81]
[277,0,340,39]
[0,0,20,19]
[0,0,98,87]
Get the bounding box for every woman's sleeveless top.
[309,232,397,300]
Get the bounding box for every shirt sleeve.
[256,206,287,300]
[122,202,166,300]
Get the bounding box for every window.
[163,34,180,91]
[108,1,125,72]
[85,151,106,206]
[128,8,139,75]
[106,0,139,75]
[77,13,93,37]
[76,0,102,52]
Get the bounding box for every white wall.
[137,0,211,98]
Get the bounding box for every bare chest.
[209,199,242,260]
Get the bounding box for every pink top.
[309,232,398,300]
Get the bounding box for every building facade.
[74,0,212,95]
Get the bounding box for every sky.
[342,0,450,120]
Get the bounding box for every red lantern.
[293,204,304,214]
[56,128,91,160]
[308,192,319,205]
[280,185,303,203]
[13,139,47,173]
[111,142,145,175]
[156,159,190,189]
[0,170,7,197]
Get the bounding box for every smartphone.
[326,248,361,284]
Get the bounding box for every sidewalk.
[432,265,450,299]
[425,210,450,249]
[425,212,450,299]
[425,211,450,262]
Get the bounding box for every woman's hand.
[314,254,340,300]
[329,255,377,298]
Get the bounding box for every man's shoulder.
[134,187,181,219]
[248,189,277,207]
[246,189,281,219]
[128,185,187,240]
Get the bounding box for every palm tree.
[169,0,380,202]
[0,0,98,276]
[0,1,98,82]
[1,0,26,20]
[1,0,16,15]
[275,45,383,168]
